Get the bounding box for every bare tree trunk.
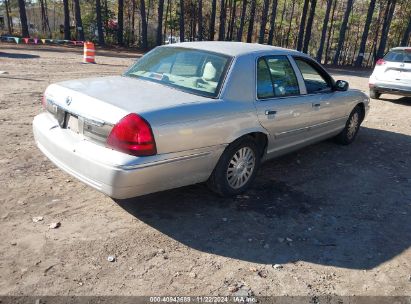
[18,0,29,37]
[131,0,136,44]
[225,0,233,40]
[376,0,397,60]
[354,0,376,66]
[258,0,270,44]
[146,0,151,25]
[5,0,13,34]
[179,0,185,42]
[209,0,217,40]
[156,0,164,45]
[237,0,247,41]
[316,0,332,62]
[96,0,105,45]
[198,0,203,40]
[44,0,52,37]
[227,0,237,40]
[73,0,84,41]
[350,16,362,65]
[342,8,354,65]
[62,0,70,40]
[39,0,46,34]
[333,0,354,65]
[117,0,124,44]
[170,0,174,42]
[368,4,383,66]
[125,3,130,45]
[246,0,256,43]
[302,0,317,54]
[401,15,411,46]
[324,0,337,64]
[104,0,108,30]
[4,0,12,34]
[218,0,226,40]
[140,0,148,48]
[163,0,169,42]
[276,0,287,46]
[296,0,309,51]
[285,0,296,48]
[267,0,278,45]
[189,1,195,41]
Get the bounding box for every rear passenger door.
[253,55,319,154]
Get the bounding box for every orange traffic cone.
[83,42,96,64]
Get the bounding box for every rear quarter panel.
[143,99,267,154]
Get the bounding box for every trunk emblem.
[65,96,72,106]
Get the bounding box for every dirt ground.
[0,44,410,297]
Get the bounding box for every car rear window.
[384,50,411,63]
[124,47,232,98]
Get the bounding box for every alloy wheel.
[226,147,256,189]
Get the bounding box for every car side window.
[266,56,300,97]
[294,58,332,94]
[257,56,300,99]
[257,58,274,99]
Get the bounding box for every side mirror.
[335,80,349,91]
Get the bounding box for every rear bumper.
[370,82,411,97]
[33,112,224,199]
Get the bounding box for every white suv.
[369,47,411,99]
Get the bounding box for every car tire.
[207,136,261,197]
[334,106,363,145]
[369,89,381,99]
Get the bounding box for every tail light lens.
[41,95,47,109]
[106,113,157,156]
[376,59,386,66]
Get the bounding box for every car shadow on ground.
[0,52,40,59]
[378,96,411,105]
[116,127,411,270]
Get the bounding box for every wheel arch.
[355,102,366,122]
[226,129,269,157]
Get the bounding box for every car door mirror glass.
[335,80,349,91]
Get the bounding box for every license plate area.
[56,107,67,128]
[66,114,80,134]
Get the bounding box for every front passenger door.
[292,57,348,136]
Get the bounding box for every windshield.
[124,47,232,98]
[384,50,411,63]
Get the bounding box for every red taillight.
[376,59,386,66]
[41,95,47,109]
[106,113,157,156]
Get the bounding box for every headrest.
[203,62,217,81]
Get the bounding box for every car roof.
[164,41,305,57]
[390,47,411,51]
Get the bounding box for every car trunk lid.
[44,75,210,144]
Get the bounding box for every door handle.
[265,110,277,115]
[312,103,321,108]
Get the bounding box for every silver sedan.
[33,42,370,199]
